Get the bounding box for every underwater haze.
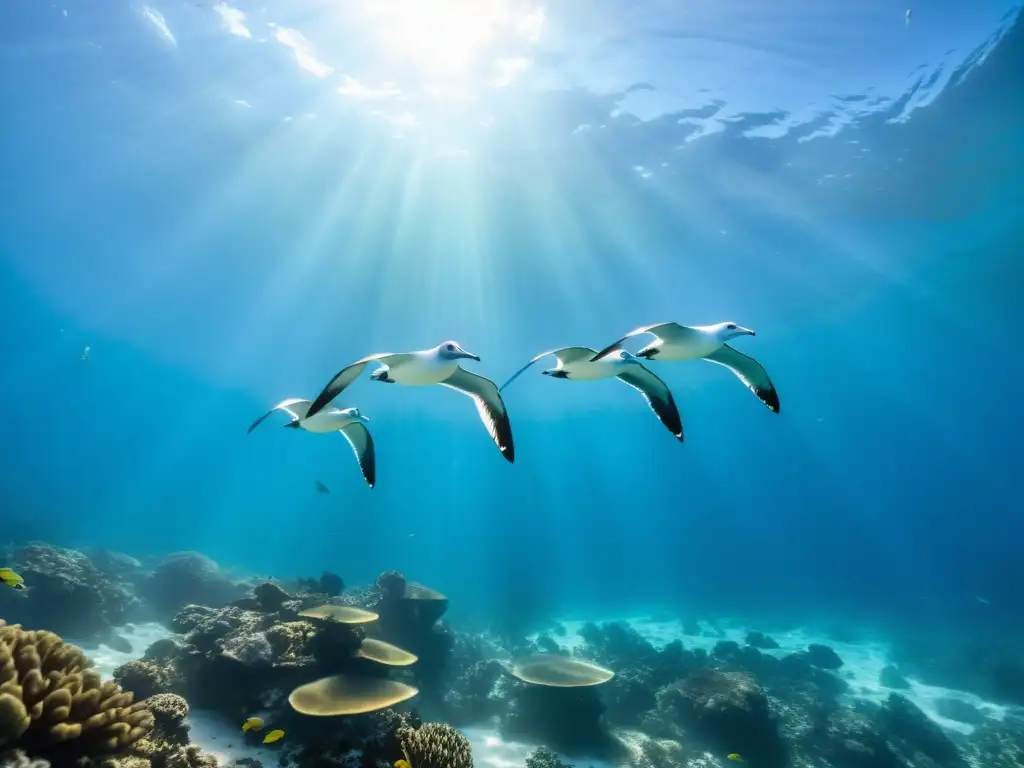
[2,0,1023,639]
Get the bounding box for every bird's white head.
[437,340,480,361]
[713,322,756,342]
[339,407,370,423]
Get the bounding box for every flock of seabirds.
[247,321,780,488]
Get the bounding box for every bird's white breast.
[385,353,459,386]
[302,410,355,433]
[650,332,721,361]
[563,359,623,381]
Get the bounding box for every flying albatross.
[305,341,514,464]
[590,322,780,413]
[500,347,684,441]
[248,398,376,488]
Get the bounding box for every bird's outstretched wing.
[307,353,408,418]
[616,366,685,441]
[499,347,594,391]
[442,368,515,463]
[248,398,313,434]
[590,322,687,361]
[339,422,376,488]
[703,345,780,413]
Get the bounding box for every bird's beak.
[361,414,371,422]
[459,349,481,362]
[742,327,756,336]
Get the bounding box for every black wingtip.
[764,390,781,414]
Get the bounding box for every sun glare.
[364,0,543,76]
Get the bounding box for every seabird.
[305,341,514,463]
[500,347,684,441]
[590,322,780,413]
[248,398,376,487]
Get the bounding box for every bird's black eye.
[446,344,454,351]
[727,324,736,330]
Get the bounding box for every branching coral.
[0,621,154,761]
[398,723,473,768]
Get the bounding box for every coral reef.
[139,553,248,622]
[0,620,154,764]
[9,539,1024,768]
[0,545,143,645]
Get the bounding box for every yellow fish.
[263,729,285,744]
[395,761,411,768]
[241,717,264,732]
[0,568,25,590]
[727,755,746,764]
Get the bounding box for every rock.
[881,693,962,765]
[880,665,911,689]
[823,704,895,768]
[964,711,1024,768]
[105,634,133,654]
[141,551,247,619]
[663,668,786,767]
[253,582,291,612]
[319,572,344,596]
[221,631,274,666]
[805,643,843,669]
[501,680,616,757]
[575,621,701,727]
[746,631,781,650]
[114,659,173,699]
[536,635,561,654]
[935,697,986,725]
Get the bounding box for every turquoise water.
[1,0,1022,631]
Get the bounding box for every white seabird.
[248,398,376,488]
[590,322,780,413]
[500,347,684,441]
[305,341,514,464]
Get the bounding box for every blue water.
[1,0,1022,633]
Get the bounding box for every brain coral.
[0,620,154,759]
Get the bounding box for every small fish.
[316,480,330,494]
[727,755,746,764]
[975,595,991,606]
[0,568,25,590]
[263,729,285,744]
[395,760,411,768]
[241,717,264,732]
[81,345,91,361]
[905,7,912,25]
